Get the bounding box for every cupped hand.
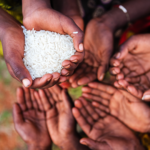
[37,85,89,150]
[23,1,84,88]
[69,50,98,88]
[82,82,150,133]
[13,87,51,150]
[83,18,113,81]
[110,34,150,99]
[72,97,144,150]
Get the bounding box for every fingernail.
[22,79,31,87]
[80,140,88,146]
[72,59,78,63]
[127,86,132,93]
[79,43,84,51]
[54,78,59,81]
[112,70,116,74]
[142,95,150,100]
[65,72,69,76]
[99,74,104,81]
[113,62,118,66]
[115,53,120,59]
[47,78,51,82]
[73,31,78,34]
[64,65,70,69]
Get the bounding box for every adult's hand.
[22,0,84,88]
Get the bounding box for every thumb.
[142,89,150,101]
[13,103,24,129]
[80,138,110,150]
[6,55,32,87]
[116,36,137,60]
[61,16,84,53]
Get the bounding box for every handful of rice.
[22,26,76,80]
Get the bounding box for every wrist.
[58,133,89,150]
[28,144,51,150]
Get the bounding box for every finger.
[74,99,94,124]
[80,97,99,120]
[62,17,84,53]
[16,87,27,111]
[88,82,116,95]
[41,73,60,89]
[118,79,129,89]
[109,67,120,75]
[13,103,24,128]
[82,93,109,106]
[44,89,55,105]
[114,81,122,89]
[39,89,51,111]
[31,74,53,88]
[127,85,143,99]
[142,89,150,101]
[72,107,91,135]
[61,68,73,76]
[121,67,130,76]
[23,87,32,109]
[6,55,32,88]
[82,87,112,100]
[62,60,78,71]
[116,73,124,80]
[92,101,109,113]
[34,91,44,111]
[30,89,38,109]
[59,76,68,83]
[95,108,107,118]
[80,138,111,150]
[97,65,106,81]
[110,58,120,67]
[70,51,84,64]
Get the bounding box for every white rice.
[22,26,76,80]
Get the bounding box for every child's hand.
[82,82,150,133]
[69,50,98,88]
[22,0,84,89]
[72,97,144,150]
[37,85,89,150]
[13,87,51,150]
[110,34,150,99]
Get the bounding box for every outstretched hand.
[37,85,89,150]
[82,82,150,133]
[72,97,144,150]
[110,34,150,99]
[13,87,51,150]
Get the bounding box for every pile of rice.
[22,26,76,80]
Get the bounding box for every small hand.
[110,34,150,98]
[69,50,98,88]
[72,97,144,150]
[82,82,150,133]
[84,18,113,81]
[13,87,51,150]
[37,85,89,150]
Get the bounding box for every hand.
[110,34,150,99]
[69,50,97,88]
[13,87,51,150]
[72,97,144,150]
[83,17,113,81]
[37,85,89,150]
[82,82,150,133]
[22,0,84,88]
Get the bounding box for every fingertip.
[72,107,80,117]
[79,43,84,52]
[22,78,31,88]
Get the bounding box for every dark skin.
[13,87,51,150]
[72,97,144,150]
[82,82,150,133]
[69,50,98,88]
[36,85,89,150]
[110,34,150,99]
[69,0,150,87]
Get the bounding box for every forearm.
[0,8,20,40]
[100,0,150,32]
[28,144,51,150]
[58,134,90,150]
[52,0,80,17]
[22,0,51,17]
